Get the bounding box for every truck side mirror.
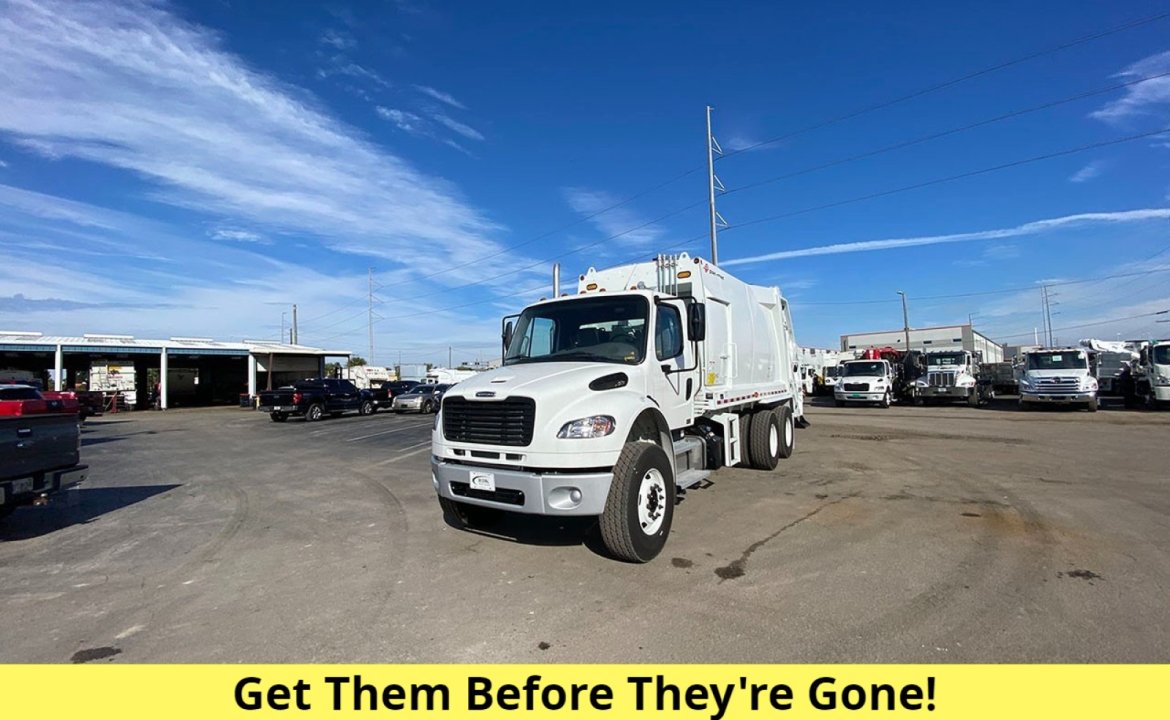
[502,320,514,350]
[688,303,706,342]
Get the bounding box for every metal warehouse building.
[840,324,1004,363]
[0,331,349,409]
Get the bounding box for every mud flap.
[795,415,811,428]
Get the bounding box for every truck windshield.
[1155,345,1170,365]
[825,366,840,378]
[504,296,649,366]
[842,361,884,377]
[1027,352,1088,370]
[927,352,966,366]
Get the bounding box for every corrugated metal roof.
[0,332,348,355]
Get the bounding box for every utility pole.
[368,267,375,364]
[897,291,910,351]
[705,105,727,265]
[281,311,286,343]
[448,346,452,369]
[292,304,298,345]
[1041,285,1057,347]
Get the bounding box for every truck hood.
[1023,368,1089,379]
[443,362,635,399]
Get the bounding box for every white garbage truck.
[430,253,806,562]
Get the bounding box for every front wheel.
[599,442,675,563]
[423,400,435,414]
[358,400,374,416]
[967,390,980,408]
[834,398,845,408]
[880,391,891,409]
[1087,398,1099,413]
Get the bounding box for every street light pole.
[897,291,910,351]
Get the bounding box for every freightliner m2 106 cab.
[834,359,895,408]
[1018,348,1098,412]
[431,253,805,562]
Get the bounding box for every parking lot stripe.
[373,441,432,466]
[345,423,432,442]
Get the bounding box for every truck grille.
[1034,377,1080,394]
[842,382,869,392]
[928,372,956,387]
[442,396,535,447]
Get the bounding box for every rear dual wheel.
[746,406,795,470]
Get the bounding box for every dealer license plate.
[11,478,33,495]
[849,394,864,399]
[469,471,496,493]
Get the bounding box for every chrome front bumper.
[432,458,612,516]
[1021,392,1094,403]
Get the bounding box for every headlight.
[557,415,616,439]
[1081,378,1098,391]
[1019,378,1033,390]
[1156,374,1170,386]
[915,379,928,387]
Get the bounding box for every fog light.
[570,489,582,503]
[548,486,583,510]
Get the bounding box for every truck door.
[336,379,361,409]
[648,300,696,428]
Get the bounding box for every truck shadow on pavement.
[0,484,180,541]
[446,513,613,557]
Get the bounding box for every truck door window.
[1154,346,1170,365]
[655,305,683,360]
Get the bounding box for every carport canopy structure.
[0,331,350,409]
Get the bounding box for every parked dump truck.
[911,349,991,406]
[430,253,805,562]
[1018,347,1098,411]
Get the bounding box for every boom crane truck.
[430,253,806,562]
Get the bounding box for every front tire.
[967,390,980,408]
[880,391,891,409]
[270,412,287,422]
[599,442,675,563]
[1087,398,1099,413]
[423,400,435,414]
[835,398,845,408]
[305,403,323,422]
[358,400,374,416]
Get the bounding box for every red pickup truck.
[0,384,89,521]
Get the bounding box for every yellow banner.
[4,665,1165,719]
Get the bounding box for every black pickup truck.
[368,380,421,411]
[1,384,88,521]
[257,378,376,422]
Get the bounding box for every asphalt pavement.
[1,399,1168,663]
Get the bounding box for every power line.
[991,309,1169,342]
[720,9,1170,158]
[720,126,1170,235]
[793,266,1170,307]
[724,70,1170,198]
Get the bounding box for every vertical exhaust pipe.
[553,263,560,296]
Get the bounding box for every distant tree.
[325,362,342,377]
[346,356,368,368]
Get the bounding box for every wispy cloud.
[563,188,664,246]
[316,60,390,89]
[376,106,424,134]
[211,228,269,244]
[0,0,510,269]
[319,29,355,50]
[724,209,1170,266]
[0,158,8,168]
[432,113,484,141]
[414,85,465,110]
[1091,50,1170,123]
[1069,161,1104,183]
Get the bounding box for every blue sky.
[2,0,1169,365]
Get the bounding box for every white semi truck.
[1018,347,1098,412]
[1135,340,1170,408]
[430,253,805,562]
